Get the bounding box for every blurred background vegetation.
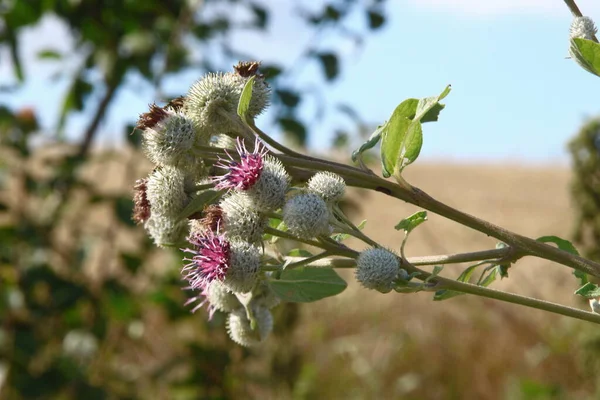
[2,1,600,399]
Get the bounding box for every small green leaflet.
[575,282,600,299]
[177,189,221,221]
[351,124,385,163]
[434,262,495,301]
[537,235,587,285]
[237,75,256,120]
[380,85,451,177]
[267,267,347,303]
[395,211,427,233]
[570,38,600,78]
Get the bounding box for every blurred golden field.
[6,145,600,400]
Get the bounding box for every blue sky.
[2,0,600,164]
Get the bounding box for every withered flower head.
[132,178,151,224]
[198,204,224,232]
[234,61,262,78]
[166,96,186,111]
[136,103,169,131]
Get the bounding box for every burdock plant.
[134,44,600,347]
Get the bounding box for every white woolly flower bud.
[207,280,241,313]
[223,241,261,293]
[142,110,207,168]
[220,192,267,243]
[62,330,98,360]
[184,71,269,133]
[146,166,189,219]
[145,215,189,247]
[283,193,330,239]
[570,16,597,40]
[307,171,346,203]
[226,305,273,347]
[248,155,290,212]
[355,248,400,293]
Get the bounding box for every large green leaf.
[267,267,347,302]
[380,85,451,177]
[570,38,600,77]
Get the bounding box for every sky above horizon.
[2,0,600,164]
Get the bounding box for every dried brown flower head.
[132,178,151,224]
[234,61,262,78]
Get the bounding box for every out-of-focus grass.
[13,147,600,399]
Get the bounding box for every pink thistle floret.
[182,230,231,290]
[213,137,268,190]
[183,285,217,319]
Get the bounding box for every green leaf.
[287,248,314,257]
[575,282,600,298]
[536,235,580,255]
[351,123,385,163]
[570,38,600,77]
[267,267,347,302]
[380,85,451,176]
[367,10,385,30]
[424,265,444,284]
[316,52,339,81]
[434,264,478,301]
[395,211,427,233]
[37,49,62,60]
[237,75,256,120]
[177,190,221,220]
[537,235,587,285]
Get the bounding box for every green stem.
[192,183,214,192]
[278,154,600,278]
[283,251,334,270]
[434,274,600,324]
[264,227,358,258]
[407,247,514,266]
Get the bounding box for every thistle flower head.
[213,137,268,191]
[145,216,189,248]
[146,166,189,219]
[142,109,207,168]
[355,248,400,293]
[283,193,330,239]
[182,229,231,290]
[590,298,600,314]
[307,171,346,203]
[570,16,597,40]
[213,137,290,211]
[182,230,260,293]
[220,192,267,243]
[226,305,273,347]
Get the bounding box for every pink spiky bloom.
[182,229,231,290]
[183,285,218,319]
[213,137,268,190]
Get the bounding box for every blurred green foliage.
[0,1,387,398]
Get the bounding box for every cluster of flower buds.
[133,61,401,346]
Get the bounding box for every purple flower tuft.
[183,285,216,318]
[213,137,268,190]
[182,229,231,290]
